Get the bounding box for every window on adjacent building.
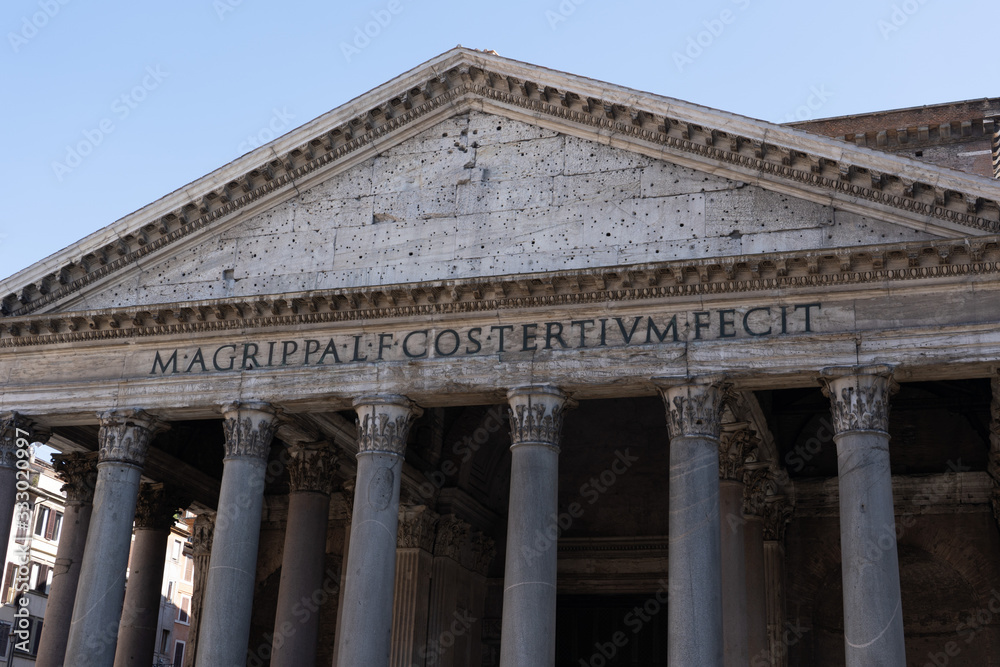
[32,507,63,542]
[171,539,182,561]
[2,563,17,604]
[160,628,170,653]
[33,507,49,537]
[29,562,51,595]
[12,617,43,657]
[183,555,193,583]
[173,640,185,666]
[177,595,190,624]
[0,620,11,657]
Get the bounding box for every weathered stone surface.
[70,110,944,312]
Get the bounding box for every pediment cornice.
[3,235,999,347]
[4,47,1000,318]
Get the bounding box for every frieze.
[3,51,998,320]
[6,235,1000,348]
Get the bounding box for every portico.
[2,47,1000,666]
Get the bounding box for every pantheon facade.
[2,48,1000,667]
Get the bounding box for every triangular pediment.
[3,47,999,318]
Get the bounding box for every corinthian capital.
[97,409,165,467]
[221,402,278,461]
[354,395,422,456]
[287,442,339,495]
[654,376,728,440]
[0,414,50,470]
[506,385,572,449]
[52,452,99,504]
[134,483,189,530]
[820,365,897,435]
[718,423,758,481]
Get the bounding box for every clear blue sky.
[1,0,993,278]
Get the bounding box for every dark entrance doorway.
[556,594,668,666]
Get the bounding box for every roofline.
[4,48,1000,311]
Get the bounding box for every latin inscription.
[149,303,821,375]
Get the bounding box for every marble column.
[35,452,98,667]
[742,462,771,666]
[182,512,214,667]
[270,442,339,667]
[820,365,905,666]
[0,414,48,564]
[64,409,165,667]
[762,494,792,667]
[389,505,437,667]
[114,483,187,667]
[499,385,571,667]
[655,376,726,667]
[718,423,755,667]
[335,395,421,667]
[195,403,278,667]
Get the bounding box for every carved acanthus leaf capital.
[655,377,728,440]
[52,452,99,504]
[191,512,216,557]
[507,385,571,449]
[820,365,897,435]
[221,402,278,461]
[397,505,439,551]
[135,483,189,530]
[742,460,772,517]
[719,423,758,481]
[434,515,471,561]
[762,494,794,542]
[354,395,422,456]
[469,531,497,575]
[1,413,32,470]
[288,443,339,495]
[97,409,165,467]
